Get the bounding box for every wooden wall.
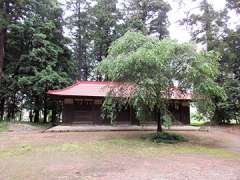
[168,101,190,124]
[61,97,190,125]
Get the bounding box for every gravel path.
[181,126,240,153]
[0,125,239,180]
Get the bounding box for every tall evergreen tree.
[180,0,227,122]
[180,0,228,51]
[66,0,93,80]
[216,28,240,123]
[0,1,5,79]
[92,0,121,63]
[123,0,171,39]
[0,0,27,78]
[181,0,240,123]
[0,0,28,120]
[1,0,73,122]
[66,0,122,80]
[213,2,240,123]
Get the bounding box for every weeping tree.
[96,31,225,132]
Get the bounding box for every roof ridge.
[76,81,113,85]
[48,81,82,94]
[47,81,116,94]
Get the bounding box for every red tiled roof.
[48,81,192,100]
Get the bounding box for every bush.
[191,113,206,122]
[151,132,187,144]
[162,114,172,129]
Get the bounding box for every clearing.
[0,124,239,180]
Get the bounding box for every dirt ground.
[0,125,239,180]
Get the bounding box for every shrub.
[151,132,187,144]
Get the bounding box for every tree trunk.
[34,96,41,123]
[19,109,22,122]
[34,109,39,123]
[0,1,9,79]
[0,29,5,79]
[43,92,48,123]
[43,104,48,123]
[157,110,163,133]
[6,104,10,120]
[11,96,16,121]
[10,105,14,120]
[212,102,224,125]
[0,98,4,120]
[29,110,33,123]
[6,98,15,121]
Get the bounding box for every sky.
[60,0,238,43]
[168,0,227,42]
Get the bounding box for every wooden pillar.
[29,109,33,123]
[91,99,96,125]
[129,106,133,125]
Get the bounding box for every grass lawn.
[191,119,210,126]
[0,135,239,160]
[0,121,9,132]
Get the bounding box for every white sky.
[60,0,238,43]
[168,0,226,42]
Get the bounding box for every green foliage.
[191,113,206,122]
[97,31,224,129]
[0,0,73,122]
[66,0,94,80]
[162,114,172,129]
[191,121,209,126]
[65,0,172,81]
[0,0,27,28]
[180,0,228,51]
[180,0,240,124]
[101,98,117,125]
[211,28,240,123]
[1,0,239,126]
[66,0,122,80]
[123,0,171,39]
